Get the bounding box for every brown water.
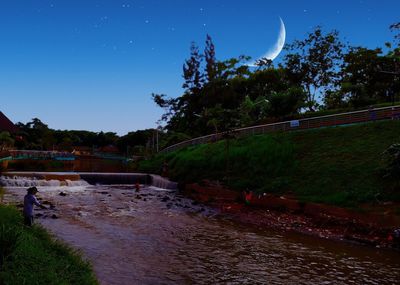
[4,184,400,285]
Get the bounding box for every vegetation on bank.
[139,120,400,207]
[0,205,98,285]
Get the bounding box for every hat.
[27,186,38,194]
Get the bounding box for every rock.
[51,214,59,219]
[161,196,170,202]
[59,192,67,196]
[35,213,43,217]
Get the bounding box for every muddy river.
[2,178,400,285]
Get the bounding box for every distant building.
[0,111,18,133]
[98,145,120,154]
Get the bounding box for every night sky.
[0,0,398,135]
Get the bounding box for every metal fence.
[161,105,400,153]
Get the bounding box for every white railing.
[161,105,400,153]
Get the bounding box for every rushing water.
[2,177,400,285]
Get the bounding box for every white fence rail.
[161,105,400,153]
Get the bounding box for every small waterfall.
[1,172,176,189]
[150,175,177,190]
[79,173,149,185]
[0,175,89,187]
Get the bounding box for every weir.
[0,171,177,190]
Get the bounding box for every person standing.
[23,186,46,226]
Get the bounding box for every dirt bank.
[181,181,400,249]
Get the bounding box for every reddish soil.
[181,181,400,249]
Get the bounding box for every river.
[2,177,399,285]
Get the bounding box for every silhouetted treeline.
[11,118,159,156]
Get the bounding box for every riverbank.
[182,181,400,249]
[0,205,98,285]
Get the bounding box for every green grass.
[140,120,400,207]
[0,205,98,285]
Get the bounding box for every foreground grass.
[0,205,98,285]
[140,120,400,207]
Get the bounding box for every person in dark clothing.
[23,186,46,226]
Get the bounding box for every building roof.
[0,112,19,133]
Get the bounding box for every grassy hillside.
[140,120,400,207]
[0,205,98,285]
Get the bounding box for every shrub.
[382,143,400,180]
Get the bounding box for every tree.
[17,118,54,150]
[216,55,251,80]
[204,34,217,82]
[390,22,400,45]
[0,132,14,151]
[182,42,204,93]
[339,47,399,108]
[284,26,345,111]
[267,87,306,118]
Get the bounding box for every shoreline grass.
[0,205,98,285]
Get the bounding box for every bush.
[382,143,400,180]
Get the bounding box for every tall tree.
[284,26,345,111]
[182,42,204,93]
[204,34,217,82]
[390,22,400,45]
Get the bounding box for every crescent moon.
[249,17,286,65]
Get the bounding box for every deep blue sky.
[0,0,398,135]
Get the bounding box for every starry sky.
[0,0,399,135]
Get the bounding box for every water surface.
[4,182,399,285]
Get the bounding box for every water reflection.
[4,184,400,285]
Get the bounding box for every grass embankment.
[0,205,98,285]
[140,120,400,207]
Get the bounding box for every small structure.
[72,146,93,157]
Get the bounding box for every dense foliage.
[153,23,400,141]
